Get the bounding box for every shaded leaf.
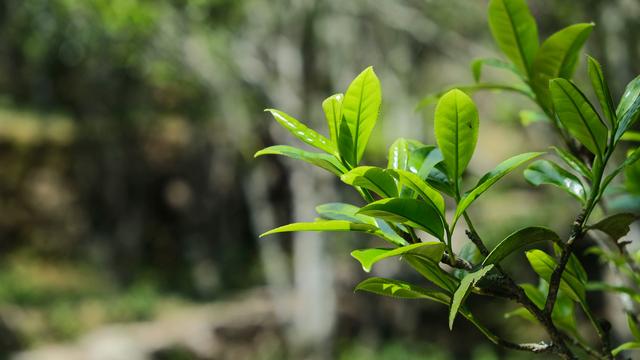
[525,249,586,303]
[551,146,591,180]
[603,147,640,190]
[355,277,451,304]
[404,255,459,294]
[417,83,534,109]
[617,75,640,120]
[351,241,445,272]
[321,93,343,145]
[358,198,445,240]
[519,110,549,126]
[265,109,335,154]
[341,166,398,198]
[589,213,638,242]
[614,90,640,143]
[471,57,522,82]
[612,342,640,357]
[587,56,616,127]
[449,265,495,329]
[390,169,446,215]
[255,145,347,176]
[524,160,587,202]
[483,227,560,266]
[628,314,640,341]
[316,202,376,225]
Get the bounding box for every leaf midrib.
[502,0,530,76]
[557,82,603,156]
[354,72,368,164]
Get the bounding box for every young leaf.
[525,249,586,303]
[524,159,587,202]
[417,83,534,109]
[355,277,451,305]
[351,241,445,272]
[612,342,640,357]
[483,227,560,266]
[260,220,378,238]
[265,109,335,154]
[316,202,377,225]
[616,75,640,120]
[404,255,459,294]
[531,23,594,110]
[588,213,638,242]
[587,56,616,127]
[341,166,399,198]
[454,152,543,224]
[341,66,382,166]
[434,89,479,183]
[551,146,592,180]
[602,147,640,189]
[322,93,343,145]
[357,198,445,240]
[471,57,522,82]
[255,145,347,176]
[627,314,640,341]
[614,92,640,143]
[389,169,446,215]
[487,0,538,76]
[549,78,608,157]
[449,265,495,329]
[388,138,425,171]
[519,110,549,126]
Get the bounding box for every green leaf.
[622,131,640,142]
[551,146,592,180]
[483,227,560,266]
[588,213,638,242]
[417,83,533,110]
[355,277,451,305]
[531,23,594,110]
[525,249,586,303]
[449,265,495,329]
[603,147,640,189]
[351,241,445,272]
[322,93,343,145]
[454,152,543,224]
[341,166,399,198]
[549,78,608,157]
[487,0,538,76]
[390,169,446,215]
[265,109,335,154]
[404,255,459,293]
[260,220,378,238]
[519,110,549,126]
[316,202,376,225]
[357,198,445,240]
[612,342,640,356]
[434,89,479,183]
[614,91,640,143]
[587,56,616,128]
[341,66,382,166]
[628,314,640,341]
[617,75,640,120]
[254,145,347,176]
[524,160,587,202]
[387,138,425,171]
[471,57,522,82]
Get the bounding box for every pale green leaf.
[390,169,446,215]
[254,145,347,176]
[449,265,495,329]
[525,249,586,303]
[322,93,343,145]
[341,166,398,198]
[351,241,445,272]
[260,220,378,238]
[316,202,376,225]
[471,57,522,82]
[612,341,640,356]
[355,277,451,304]
[265,109,335,154]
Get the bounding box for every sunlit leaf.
[322,93,343,145]
[524,159,587,202]
[355,277,451,304]
[255,145,347,176]
[390,169,446,215]
[551,146,591,180]
[612,342,640,356]
[351,241,444,272]
[341,166,398,198]
[358,198,445,240]
[449,265,495,329]
[260,220,378,238]
[265,109,335,154]
[525,249,586,303]
[483,227,560,266]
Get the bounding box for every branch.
[441,252,473,270]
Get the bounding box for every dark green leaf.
[525,249,586,303]
[531,23,594,110]
[390,169,446,215]
[483,227,560,266]
[455,152,543,224]
[322,93,343,145]
[351,241,445,272]
[614,91,640,143]
[357,198,445,240]
[355,277,451,304]
[260,220,378,238]
[341,166,398,198]
[587,56,616,128]
[434,89,479,182]
[404,255,459,293]
[549,78,608,157]
[588,213,638,242]
[341,66,382,166]
[449,265,494,329]
[471,57,522,82]
[487,0,538,76]
[551,146,592,180]
[524,160,587,202]
[603,147,640,190]
[265,109,335,154]
[254,145,347,176]
[617,75,640,120]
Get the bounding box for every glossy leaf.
[524,160,587,202]
[587,56,616,127]
[617,75,640,120]
[260,220,378,238]
[487,0,538,76]
[341,166,398,198]
[614,91,640,143]
[449,265,494,329]
[455,152,543,224]
[603,147,640,189]
[549,78,608,157]
[255,145,347,176]
[387,138,425,171]
[588,213,638,242]
[434,89,479,182]
[390,169,446,215]
[551,146,591,180]
[471,57,521,82]
[483,227,560,266]
[322,93,343,145]
[531,23,594,110]
[341,66,382,166]
[404,255,459,293]
[525,249,586,303]
[358,198,445,240]
[355,277,451,304]
[316,202,376,225]
[265,109,335,154]
[612,342,640,357]
[351,241,445,272]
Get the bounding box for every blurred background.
[0,0,638,359]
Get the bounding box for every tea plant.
[256,0,640,358]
